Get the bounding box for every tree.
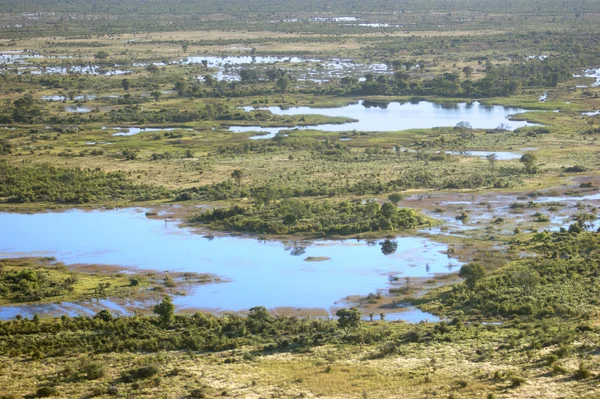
[181,43,189,53]
[246,306,271,333]
[280,199,307,226]
[574,212,597,230]
[455,121,472,136]
[94,51,109,59]
[266,68,285,81]
[204,75,215,86]
[240,69,260,83]
[511,267,540,295]
[486,153,498,170]
[381,202,397,219]
[520,152,537,174]
[231,169,244,187]
[174,80,188,96]
[248,306,270,322]
[12,94,42,123]
[94,309,113,322]
[388,193,403,205]
[250,185,276,209]
[150,91,162,102]
[146,65,159,74]
[393,71,409,81]
[121,78,130,92]
[276,75,291,93]
[462,66,473,79]
[335,307,361,335]
[153,295,175,326]
[458,263,485,290]
[341,76,358,86]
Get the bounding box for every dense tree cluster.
[193,199,424,235]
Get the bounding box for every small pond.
[66,106,92,113]
[104,127,191,136]
[445,150,522,161]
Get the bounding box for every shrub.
[126,364,160,380]
[573,363,592,380]
[509,376,526,387]
[36,386,58,398]
[81,361,105,380]
[564,165,586,173]
[190,389,207,398]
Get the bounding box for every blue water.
[0,209,460,316]
[104,127,191,136]
[377,308,440,323]
[239,100,536,133]
[445,150,522,161]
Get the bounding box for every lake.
[0,208,459,319]
[230,100,537,138]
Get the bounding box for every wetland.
[1,1,600,397]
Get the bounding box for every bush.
[573,363,592,380]
[190,388,207,398]
[564,165,586,173]
[190,386,215,398]
[81,361,105,380]
[36,386,58,397]
[509,376,526,387]
[125,364,160,380]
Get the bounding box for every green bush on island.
[192,199,427,235]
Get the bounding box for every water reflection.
[380,239,398,255]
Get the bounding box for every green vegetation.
[192,199,426,235]
[2,1,600,397]
[0,161,170,203]
[0,257,215,305]
[0,300,599,397]
[426,231,600,318]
